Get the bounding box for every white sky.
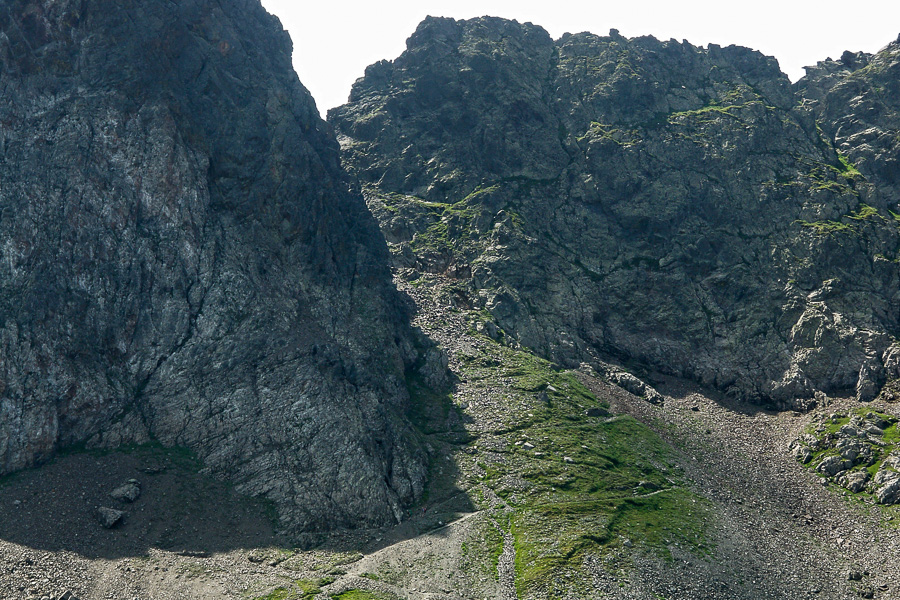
[259,0,900,116]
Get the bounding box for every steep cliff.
[331,17,900,407]
[0,0,427,534]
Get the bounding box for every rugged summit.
[0,0,427,533]
[331,17,900,407]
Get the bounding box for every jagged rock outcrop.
[798,40,900,395]
[331,17,900,407]
[0,0,427,534]
[792,409,900,503]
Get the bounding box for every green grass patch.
[331,591,392,600]
[460,517,506,583]
[837,153,864,179]
[811,180,853,194]
[847,203,880,220]
[455,335,711,595]
[409,185,499,255]
[796,153,862,194]
[796,219,853,235]
[457,338,601,413]
[890,210,900,226]
[513,487,709,594]
[666,99,775,126]
[255,588,293,600]
[668,103,741,121]
[577,122,642,146]
[462,184,502,203]
[254,578,334,600]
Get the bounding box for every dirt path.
[492,519,517,600]
[328,509,494,600]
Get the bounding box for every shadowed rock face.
[331,17,900,408]
[0,0,426,534]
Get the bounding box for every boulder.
[837,471,869,493]
[96,507,125,529]
[876,476,900,504]
[110,480,141,503]
[818,456,851,476]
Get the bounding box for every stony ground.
[595,376,900,599]
[3,273,900,600]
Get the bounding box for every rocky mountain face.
[0,0,429,534]
[331,17,900,409]
[3,8,900,599]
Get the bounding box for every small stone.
[522,442,534,450]
[110,480,141,503]
[563,456,574,464]
[96,506,125,529]
[791,443,814,464]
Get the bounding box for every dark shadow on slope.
[0,327,474,561]
[0,443,282,559]
[306,328,476,555]
[651,372,800,418]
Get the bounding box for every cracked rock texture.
[0,0,427,534]
[331,17,900,408]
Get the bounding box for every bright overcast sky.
[259,0,900,116]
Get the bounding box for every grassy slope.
[402,279,713,598]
